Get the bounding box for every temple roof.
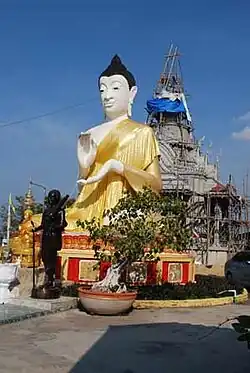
[210,183,239,199]
[210,183,226,193]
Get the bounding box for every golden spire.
[24,180,35,211]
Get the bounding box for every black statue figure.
[33,190,68,290]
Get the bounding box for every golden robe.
[65,118,162,230]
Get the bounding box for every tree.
[0,195,44,238]
[76,187,193,293]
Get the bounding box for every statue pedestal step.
[5,295,77,313]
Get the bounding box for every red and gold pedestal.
[46,232,195,285]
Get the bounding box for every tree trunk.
[91,259,128,293]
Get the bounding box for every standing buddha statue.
[66,55,162,230]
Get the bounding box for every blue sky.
[0,0,250,204]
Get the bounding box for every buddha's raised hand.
[77,132,97,169]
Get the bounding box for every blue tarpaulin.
[146,98,186,114]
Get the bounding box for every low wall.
[195,264,224,277]
[193,248,228,267]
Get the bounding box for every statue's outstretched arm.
[77,157,162,193]
[123,157,162,193]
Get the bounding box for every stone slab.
[0,296,78,325]
[6,296,78,311]
[0,303,46,325]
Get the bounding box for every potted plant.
[76,187,193,315]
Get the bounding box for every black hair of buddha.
[99,54,136,89]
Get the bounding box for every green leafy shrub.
[135,275,243,300]
[76,187,193,272]
[62,275,243,300]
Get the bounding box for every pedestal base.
[56,232,195,285]
[31,285,61,300]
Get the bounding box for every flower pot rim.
[78,287,137,299]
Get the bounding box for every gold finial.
[24,182,35,211]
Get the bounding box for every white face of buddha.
[99,74,137,120]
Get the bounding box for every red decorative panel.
[64,256,191,284]
[162,261,190,284]
[146,262,157,284]
[63,235,72,249]
[182,263,189,284]
[78,235,90,249]
[99,262,111,280]
[162,261,169,283]
[98,261,157,285]
[55,256,61,279]
[67,258,80,282]
[62,233,92,250]
[73,236,78,247]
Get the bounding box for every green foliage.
[136,274,243,300]
[76,187,193,267]
[232,315,250,349]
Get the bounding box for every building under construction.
[146,45,250,264]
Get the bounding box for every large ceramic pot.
[78,287,137,315]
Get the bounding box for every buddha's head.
[23,209,33,220]
[99,55,138,120]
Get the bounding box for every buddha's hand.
[77,132,97,169]
[77,159,124,185]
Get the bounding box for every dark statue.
[32,189,68,297]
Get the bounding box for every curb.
[133,288,249,309]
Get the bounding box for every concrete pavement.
[0,304,250,372]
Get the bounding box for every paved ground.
[0,304,250,373]
[0,303,45,324]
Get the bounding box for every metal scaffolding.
[146,44,249,264]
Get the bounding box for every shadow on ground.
[69,321,250,373]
